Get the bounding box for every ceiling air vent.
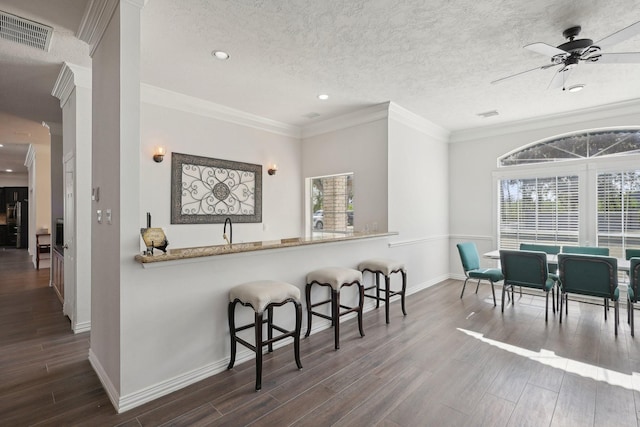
[477,110,499,118]
[0,10,53,51]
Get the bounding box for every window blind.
[499,175,579,250]
[597,170,640,259]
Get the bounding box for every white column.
[51,63,93,333]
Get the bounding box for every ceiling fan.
[492,21,640,90]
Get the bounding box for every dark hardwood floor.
[2,247,640,426]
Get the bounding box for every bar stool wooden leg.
[358,282,365,336]
[333,289,340,349]
[384,275,391,324]
[267,306,274,353]
[254,311,263,390]
[304,284,313,338]
[294,301,303,369]
[401,270,407,316]
[227,301,237,370]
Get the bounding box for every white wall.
[0,175,28,186]
[58,69,93,333]
[302,117,388,233]
[50,129,63,227]
[90,1,124,396]
[139,100,302,248]
[388,105,451,290]
[448,105,640,276]
[25,144,51,259]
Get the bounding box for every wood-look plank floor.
[2,247,640,426]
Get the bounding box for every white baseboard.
[89,349,121,413]
[73,320,91,333]
[405,274,452,296]
[94,277,452,413]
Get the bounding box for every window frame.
[493,134,640,251]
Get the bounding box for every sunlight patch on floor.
[457,328,640,391]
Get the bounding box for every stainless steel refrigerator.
[16,200,28,249]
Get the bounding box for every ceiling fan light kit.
[491,21,640,89]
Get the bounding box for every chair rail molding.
[388,234,449,248]
[449,234,494,242]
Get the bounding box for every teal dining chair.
[557,253,619,335]
[561,246,609,256]
[456,242,503,306]
[626,249,640,260]
[499,250,555,321]
[519,243,561,255]
[519,243,560,303]
[628,258,640,337]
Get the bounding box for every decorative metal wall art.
[171,153,262,224]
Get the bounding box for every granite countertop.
[134,231,395,264]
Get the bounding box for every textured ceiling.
[1,0,640,178]
[0,0,90,175]
[141,0,640,130]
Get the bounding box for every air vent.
[0,10,53,51]
[477,110,499,118]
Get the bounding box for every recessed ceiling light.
[211,50,230,60]
[0,144,3,147]
[6,169,12,172]
[567,84,585,93]
[318,94,329,100]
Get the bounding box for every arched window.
[499,129,640,167]
[496,128,640,260]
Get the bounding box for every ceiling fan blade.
[585,52,640,64]
[547,68,573,90]
[491,63,560,85]
[525,42,568,57]
[594,21,640,49]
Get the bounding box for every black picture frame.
[171,152,262,224]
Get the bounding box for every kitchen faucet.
[223,217,232,246]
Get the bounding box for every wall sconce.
[268,164,278,175]
[153,147,166,163]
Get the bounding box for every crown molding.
[301,102,390,139]
[52,63,92,107]
[42,122,63,137]
[140,84,302,138]
[77,0,118,56]
[449,98,640,143]
[24,144,35,168]
[78,0,145,56]
[388,102,450,142]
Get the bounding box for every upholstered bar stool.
[305,267,364,350]
[358,258,407,324]
[228,280,302,391]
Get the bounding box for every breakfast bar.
[123,232,400,406]
[135,231,396,265]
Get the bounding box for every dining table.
[482,249,631,272]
